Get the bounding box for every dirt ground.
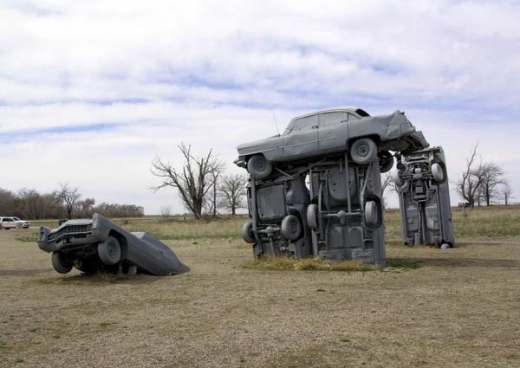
[1,229,519,368]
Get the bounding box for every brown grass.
[2,207,520,367]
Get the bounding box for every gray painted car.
[241,172,313,258]
[235,108,428,179]
[393,146,455,248]
[306,155,385,264]
[37,213,189,276]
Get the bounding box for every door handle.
[311,125,318,129]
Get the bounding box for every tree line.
[0,183,144,220]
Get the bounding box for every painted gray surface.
[37,213,190,276]
[394,146,455,247]
[235,108,428,169]
[245,172,313,258]
[236,107,402,264]
[308,155,385,265]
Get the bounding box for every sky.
[1,0,520,215]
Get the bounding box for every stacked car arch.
[235,107,454,265]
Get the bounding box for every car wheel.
[391,170,403,187]
[241,221,255,243]
[364,200,380,227]
[281,215,302,240]
[431,162,445,183]
[350,138,378,165]
[98,236,122,265]
[51,252,73,274]
[378,151,394,173]
[247,155,273,179]
[306,204,318,230]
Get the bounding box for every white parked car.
[0,217,30,230]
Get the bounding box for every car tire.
[247,155,272,179]
[281,215,302,241]
[378,151,394,173]
[51,252,73,274]
[306,204,318,230]
[364,200,380,227]
[431,162,445,183]
[350,138,378,165]
[98,236,122,265]
[241,221,255,243]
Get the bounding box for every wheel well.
[108,230,128,259]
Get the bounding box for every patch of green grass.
[29,328,38,333]
[99,322,116,328]
[244,257,376,272]
[384,258,421,270]
[15,233,39,243]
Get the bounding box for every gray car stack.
[235,107,440,265]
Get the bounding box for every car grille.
[48,224,93,241]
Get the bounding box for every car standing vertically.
[235,108,429,179]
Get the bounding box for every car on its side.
[37,213,189,276]
[0,217,30,230]
[235,107,429,179]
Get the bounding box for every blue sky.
[1,0,520,214]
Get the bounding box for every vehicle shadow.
[34,272,168,285]
[387,257,520,269]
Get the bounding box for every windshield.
[13,217,20,221]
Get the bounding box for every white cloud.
[1,0,519,214]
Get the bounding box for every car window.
[320,112,347,127]
[284,115,318,135]
[13,217,20,221]
[348,113,360,121]
[3,218,13,222]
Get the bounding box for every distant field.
[1,206,520,367]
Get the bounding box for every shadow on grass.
[387,257,519,269]
[35,272,166,286]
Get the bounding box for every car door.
[318,111,348,153]
[282,114,319,160]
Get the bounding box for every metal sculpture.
[236,107,429,264]
[392,146,455,248]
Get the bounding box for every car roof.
[290,107,370,123]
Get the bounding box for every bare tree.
[151,143,216,220]
[457,144,484,208]
[58,183,82,219]
[381,172,399,208]
[160,205,172,220]
[0,188,16,215]
[219,174,248,216]
[207,160,226,217]
[17,189,62,219]
[76,198,96,217]
[500,182,513,206]
[479,162,506,206]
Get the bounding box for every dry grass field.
[1,207,520,367]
